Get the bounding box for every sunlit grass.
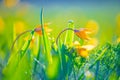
[0,3,120,80]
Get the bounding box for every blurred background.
[0,0,120,75]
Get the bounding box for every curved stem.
[11,30,32,52]
[56,28,74,45]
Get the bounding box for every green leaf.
[40,8,52,64]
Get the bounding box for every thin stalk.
[56,28,74,45]
[58,40,63,71]
[11,30,32,52]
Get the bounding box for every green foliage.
[2,30,34,80]
[0,9,120,80]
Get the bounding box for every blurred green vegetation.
[0,0,120,80]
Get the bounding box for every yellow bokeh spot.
[4,0,20,8]
[86,20,99,35]
[116,14,120,36]
[46,56,59,79]
[117,37,120,43]
[117,14,120,27]
[14,21,25,34]
[0,17,5,33]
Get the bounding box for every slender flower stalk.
[56,28,92,45]
[11,30,32,52]
[56,28,74,45]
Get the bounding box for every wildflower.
[34,23,52,36]
[34,27,42,36]
[73,40,81,48]
[82,45,95,51]
[73,39,97,58]
[74,28,92,40]
[56,28,93,45]
[82,38,98,50]
[77,48,89,58]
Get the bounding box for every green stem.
[11,30,32,52]
[56,28,74,45]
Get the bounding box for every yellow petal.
[35,23,52,36]
[87,38,98,46]
[82,38,98,50]
[74,29,91,40]
[73,41,81,48]
[82,45,95,51]
[77,48,89,58]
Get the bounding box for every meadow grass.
[0,8,120,80]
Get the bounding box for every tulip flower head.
[74,28,92,40]
[34,23,52,36]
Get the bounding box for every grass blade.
[40,8,52,64]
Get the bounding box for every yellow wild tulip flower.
[34,23,52,36]
[74,28,93,40]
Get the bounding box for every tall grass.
[1,9,120,80]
